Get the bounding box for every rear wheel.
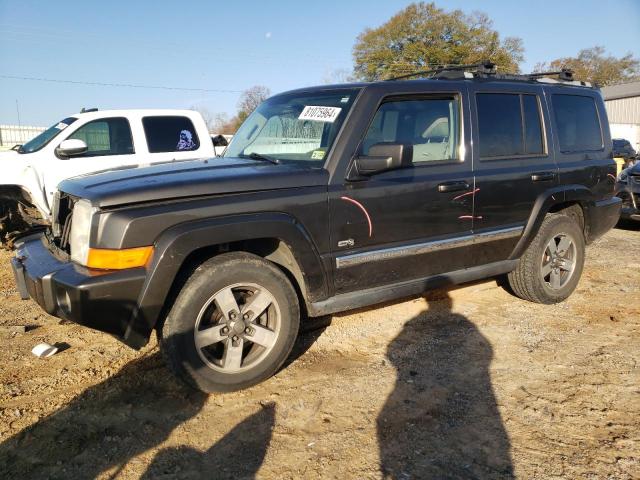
[161,252,300,392]
[508,214,585,304]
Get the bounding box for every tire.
[161,252,300,393]
[508,214,585,304]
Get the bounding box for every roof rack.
[384,62,592,87]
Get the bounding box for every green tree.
[535,46,640,86]
[352,2,524,81]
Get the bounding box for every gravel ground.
[0,225,638,479]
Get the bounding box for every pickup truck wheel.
[161,252,300,393]
[508,214,585,304]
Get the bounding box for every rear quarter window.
[552,94,603,153]
[143,116,201,153]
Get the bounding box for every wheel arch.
[509,185,597,260]
[123,213,328,348]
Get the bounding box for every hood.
[0,150,34,186]
[58,157,329,208]
[0,149,20,161]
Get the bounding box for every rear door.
[468,84,558,264]
[328,87,475,294]
[141,115,207,164]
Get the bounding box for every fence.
[0,125,46,147]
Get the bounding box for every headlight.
[69,199,95,265]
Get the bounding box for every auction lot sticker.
[299,106,342,123]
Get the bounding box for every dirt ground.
[0,225,638,479]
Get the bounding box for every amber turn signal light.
[86,246,154,270]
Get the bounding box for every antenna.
[15,99,21,127]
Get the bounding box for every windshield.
[19,117,78,154]
[224,89,360,166]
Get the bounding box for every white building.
[602,81,640,151]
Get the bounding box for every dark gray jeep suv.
[12,65,621,392]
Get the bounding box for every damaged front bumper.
[615,181,640,221]
[0,195,48,249]
[12,234,148,348]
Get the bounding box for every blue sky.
[1,0,638,126]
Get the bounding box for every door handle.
[438,181,470,193]
[531,172,556,182]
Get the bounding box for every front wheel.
[161,252,300,393]
[508,214,585,304]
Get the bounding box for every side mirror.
[56,139,88,158]
[212,134,229,147]
[353,143,412,177]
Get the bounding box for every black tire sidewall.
[531,215,585,303]
[162,253,300,393]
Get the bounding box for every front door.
[45,117,137,204]
[329,92,475,294]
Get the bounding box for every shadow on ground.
[377,291,514,478]
[0,351,206,479]
[0,323,324,479]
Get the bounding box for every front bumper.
[615,183,640,221]
[12,235,148,348]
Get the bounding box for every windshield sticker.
[55,122,69,130]
[299,106,342,123]
[311,150,326,160]
[177,130,196,151]
[340,97,350,103]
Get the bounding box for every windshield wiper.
[240,152,280,165]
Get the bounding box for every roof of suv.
[279,69,596,98]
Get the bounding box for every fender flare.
[508,185,595,260]
[123,212,328,347]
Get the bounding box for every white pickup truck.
[0,108,228,246]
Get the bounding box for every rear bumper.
[586,196,622,242]
[12,235,148,348]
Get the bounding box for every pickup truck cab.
[0,109,218,247]
[12,65,621,393]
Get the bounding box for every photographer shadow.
[377,291,514,479]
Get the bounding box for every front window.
[19,117,77,154]
[67,117,134,157]
[224,89,360,166]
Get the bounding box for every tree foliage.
[534,46,640,86]
[237,85,271,124]
[210,85,271,134]
[352,2,524,81]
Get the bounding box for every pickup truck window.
[477,93,545,158]
[19,117,77,154]
[68,117,134,157]
[224,89,359,166]
[143,116,200,153]
[552,94,603,153]
[361,96,460,163]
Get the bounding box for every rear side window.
[476,93,545,158]
[143,116,200,153]
[552,95,603,152]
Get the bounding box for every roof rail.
[385,61,496,81]
[383,63,591,87]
